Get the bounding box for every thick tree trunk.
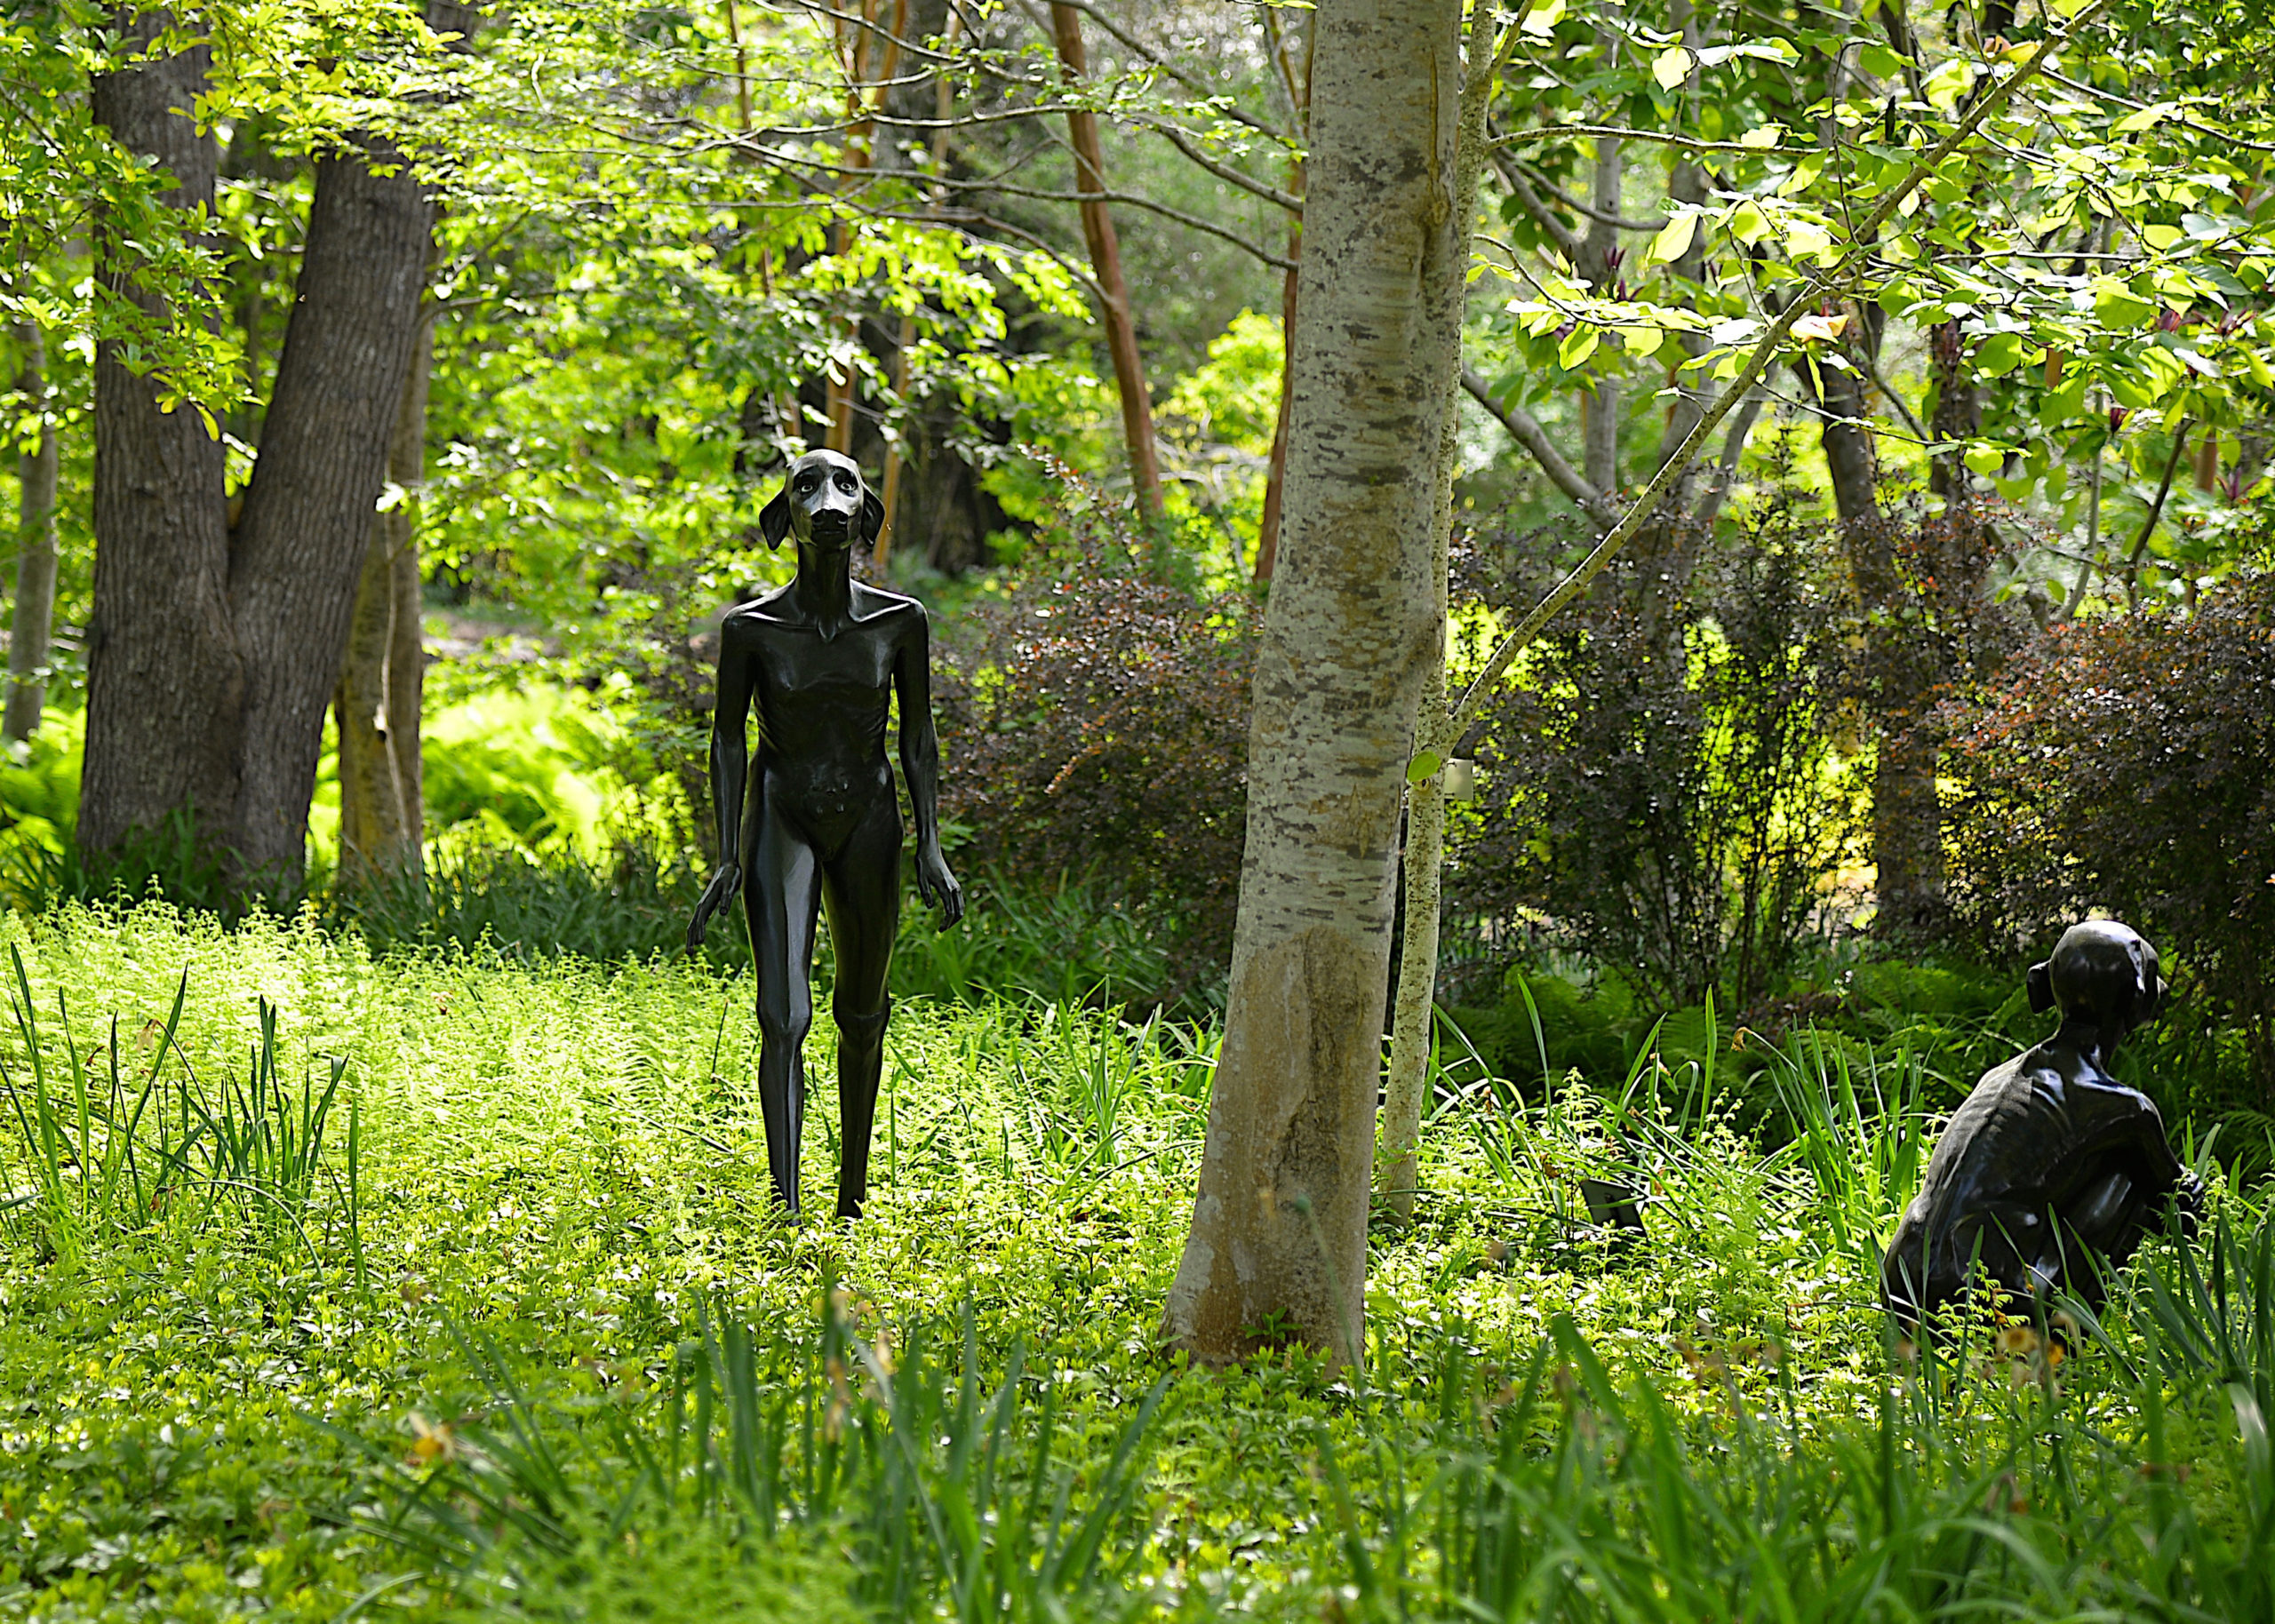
[1050,4,1165,526]
[227,139,434,882]
[83,8,443,888]
[335,316,430,885]
[1161,0,1461,1368]
[7,324,60,743]
[82,17,245,858]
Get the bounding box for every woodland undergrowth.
[0,904,2267,1620]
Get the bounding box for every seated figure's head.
[2027,919,2166,1037]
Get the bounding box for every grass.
[0,901,2268,1620]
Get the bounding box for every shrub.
[1448,491,1858,1012]
[933,463,1252,1000]
[1943,569,2275,1099]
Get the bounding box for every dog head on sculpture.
[2026,919,2167,1035]
[760,449,886,552]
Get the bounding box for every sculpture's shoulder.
[721,587,798,641]
[850,583,930,638]
[1915,1054,2046,1196]
[2027,1035,2166,1130]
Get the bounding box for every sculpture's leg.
[747,799,823,1214]
[833,1001,890,1218]
[820,799,903,1219]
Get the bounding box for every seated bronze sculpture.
[689,450,963,1218]
[1881,920,2202,1327]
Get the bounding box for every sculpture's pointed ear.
[2139,943,2168,1024]
[2027,959,2055,1014]
[860,486,886,546]
[760,489,793,549]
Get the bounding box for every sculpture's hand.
[689,862,743,950]
[915,846,964,927]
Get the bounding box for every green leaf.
[1963,442,2005,477]
[1974,332,2025,377]
[1558,326,1600,370]
[1653,46,1692,91]
[2117,102,2179,134]
[1407,751,1443,786]
[2093,278,2159,329]
[1648,211,1698,266]
[1521,0,1566,36]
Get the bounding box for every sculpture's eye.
[835,472,856,491]
[795,474,816,492]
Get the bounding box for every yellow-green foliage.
[0,905,2265,1620]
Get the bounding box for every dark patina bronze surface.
[1882,919,2202,1325]
[690,450,963,1217]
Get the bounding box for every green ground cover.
[0,905,2271,1620]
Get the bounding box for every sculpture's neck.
[793,542,854,625]
[2055,1014,2125,1070]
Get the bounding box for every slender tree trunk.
[1378,4,1497,1222]
[82,15,245,858]
[1161,0,1461,1368]
[1580,133,1624,495]
[7,324,60,743]
[1254,207,1302,582]
[875,5,958,574]
[1050,3,1165,526]
[335,315,430,885]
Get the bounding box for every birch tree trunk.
[1160,0,1461,1368]
[1377,4,1498,1222]
[335,315,430,885]
[7,324,59,744]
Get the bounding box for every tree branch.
[1492,155,1585,264]
[1131,114,1304,214]
[1462,370,1617,533]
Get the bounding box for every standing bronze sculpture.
[689,450,963,1217]
[1881,919,2202,1327]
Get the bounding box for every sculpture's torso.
[1883,1030,2183,1315]
[723,583,920,859]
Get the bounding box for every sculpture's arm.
[893,606,963,925]
[689,621,755,947]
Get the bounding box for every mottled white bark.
[1377,6,1500,1222]
[1160,0,1462,1368]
